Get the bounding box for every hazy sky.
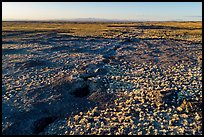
[2,2,202,21]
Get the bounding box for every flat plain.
[2,21,202,135]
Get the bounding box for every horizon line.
[2,19,202,22]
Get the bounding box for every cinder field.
[2,21,202,135]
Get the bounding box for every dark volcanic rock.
[103,49,116,59]
[70,85,90,98]
[17,59,48,69]
[2,48,28,55]
[32,116,57,134]
[160,89,182,107]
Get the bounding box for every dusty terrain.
[2,21,202,135]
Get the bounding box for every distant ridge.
[2,18,202,22]
[3,18,134,22]
[62,18,150,22]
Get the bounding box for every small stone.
[115,76,120,81]
[177,107,183,112]
[74,115,80,121]
[111,117,118,122]
[79,118,86,124]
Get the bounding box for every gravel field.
[2,22,202,135]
